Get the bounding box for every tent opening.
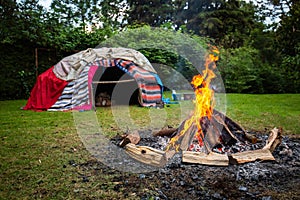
[93,66,140,107]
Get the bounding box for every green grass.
[0,94,299,199]
[226,94,300,135]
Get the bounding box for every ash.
[212,132,269,154]
[138,135,170,151]
[85,132,300,199]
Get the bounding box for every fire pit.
[84,133,299,199]
[117,123,281,167]
[116,47,282,168]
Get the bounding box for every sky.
[39,0,52,8]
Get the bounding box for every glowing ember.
[166,46,219,151]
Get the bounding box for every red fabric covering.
[23,66,68,111]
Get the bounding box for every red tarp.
[23,66,68,111]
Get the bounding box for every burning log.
[166,109,255,153]
[213,110,259,144]
[152,127,178,137]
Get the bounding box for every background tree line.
[0,0,299,100]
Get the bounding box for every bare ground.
[75,133,299,200]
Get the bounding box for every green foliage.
[272,1,300,93]
[139,48,197,83]
[100,25,209,57]
[218,45,296,94]
[17,70,35,98]
[125,0,176,26]
[258,64,285,93]
[0,43,37,100]
[100,25,208,81]
[0,0,119,100]
[0,0,45,45]
[280,51,300,93]
[249,28,281,65]
[163,0,263,49]
[218,47,263,93]
[273,1,300,58]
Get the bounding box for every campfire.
[117,47,282,167]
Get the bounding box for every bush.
[279,53,300,93]
[218,47,263,93]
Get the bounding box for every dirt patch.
[77,133,300,199]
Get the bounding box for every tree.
[275,1,300,92]
[177,0,261,48]
[0,0,49,99]
[125,0,177,27]
[50,0,96,28]
[0,0,46,44]
[218,47,263,93]
[50,0,125,31]
[0,0,119,99]
[99,25,208,84]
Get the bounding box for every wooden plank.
[182,151,229,166]
[229,148,275,164]
[263,127,282,152]
[125,143,168,167]
[119,131,141,147]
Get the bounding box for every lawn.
[225,94,300,135]
[0,94,299,199]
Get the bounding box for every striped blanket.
[115,59,162,106]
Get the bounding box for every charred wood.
[152,128,178,137]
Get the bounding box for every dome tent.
[23,47,163,111]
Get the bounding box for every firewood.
[213,114,240,142]
[119,131,141,147]
[125,143,168,167]
[119,137,131,147]
[152,128,178,137]
[164,119,197,152]
[229,149,275,164]
[214,110,262,144]
[203,116,223,151]
[263,127,282,152]
[182,151,229,166]
[165,150,176,160]
[179,123,198,151]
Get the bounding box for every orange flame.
[166,46,219,151]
